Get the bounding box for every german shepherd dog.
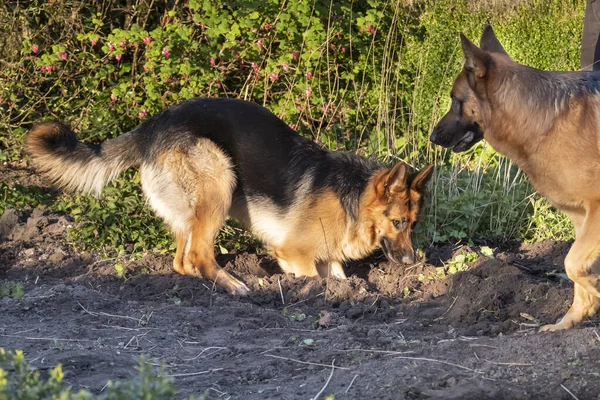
[27,97,434,295]
[430,24,600,331]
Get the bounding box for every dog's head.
[430,25,511,152]
[365,162,434,265]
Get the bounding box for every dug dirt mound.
[443,259,572,336]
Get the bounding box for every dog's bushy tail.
[26,122,143,195]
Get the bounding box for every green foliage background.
[0,0,584,253]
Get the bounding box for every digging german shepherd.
[27,97,434,295]
[430,25,600,331]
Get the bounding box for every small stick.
[78,301,142,323]
[561,384,580,400]
[341,348,415,356]
[482,359,532,367]
[434,296,458,321]
[100,381,110,392]
[278,278,285,305]
[311,359,336,400]
[0,334,96,342]
[469,344,499,349]
[265,354,350,370]
[594,330,600,343]
[183,346,227,361]
[164,368,224,378]
[394,356,483,374]
[345,374,359,394]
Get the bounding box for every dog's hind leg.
[143,139,248,295]
[540,207,600,331]
[173,231,190,275]
[185,204,250,295]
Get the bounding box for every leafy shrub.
[0,0,584,253]
[0,349,177,400]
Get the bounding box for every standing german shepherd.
[27,97,433,295]
[430,25,600,331]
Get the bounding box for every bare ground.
[1,166,600,399]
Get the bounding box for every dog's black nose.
[430,129,438,143]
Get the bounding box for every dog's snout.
[401,254,415,265]
[430,129,439,143]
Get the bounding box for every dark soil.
[1,166,599,399]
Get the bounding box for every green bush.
[0,0,584,253]
[0,349,178,400]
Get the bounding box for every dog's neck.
[484,67,587,169]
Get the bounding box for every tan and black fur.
[431,25,600,331]
[27,97,434,295]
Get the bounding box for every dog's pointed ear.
[460,32,489,79]
[479,24,508,56]
[410,164,434,193]
[384,162,408,197]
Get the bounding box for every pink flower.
[256,40,263,49]
[263,23,271,30]
[251,62,259,72]
[59,52,67,60]
[143,64,149,72]
[91,39,98,46]
[341,47,346,54]
[269,73,279,81]
[210,57,215,67]
[110,93,117,102]
[134,43,139,49]
[31,45,39,54]
[8,101,13,108]
[139,109,148,119]
[306,71,312,80]
[282,63,289,72]
[107,42,115,52]
[161,47,170,59]
[292,51,299,61]
[217,82,222,88]
[305,87,312,98]
[41,66,47,73]
[115,54,122,62]
[289,123,296,130]
[143,36,152,45]
[120,40,127,48]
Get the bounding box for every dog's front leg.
[540,207,600,331]
[315,260,346,279]
[272,248,319,277]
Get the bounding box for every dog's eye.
[392,219,408,230]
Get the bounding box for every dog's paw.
[226,277,251,296]
[539,319,575,332]
[330,262,347,279]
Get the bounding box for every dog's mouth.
[380,238,399,264]
[379,238,415,265]
[452,131,477,152]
